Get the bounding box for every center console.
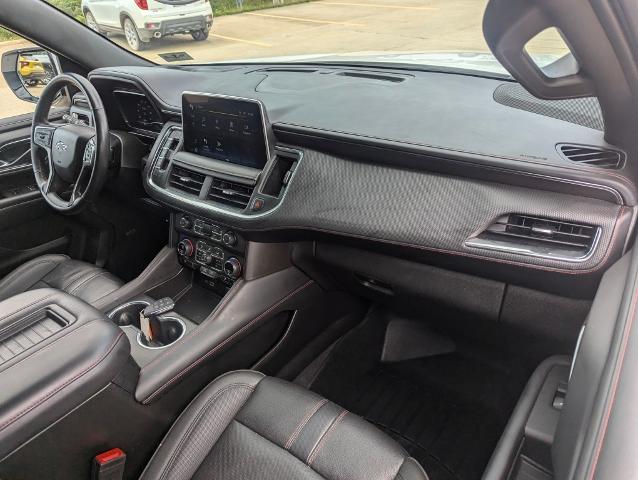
[0,289,129,461]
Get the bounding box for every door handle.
[0,138,31,173]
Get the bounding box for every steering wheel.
[31,73,110,214]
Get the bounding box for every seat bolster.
[143,370,430,480]
[140,370,265,480]
[41,258,123,304]
[0,255,122,305]
[395,457,430,480]
[309,410,412,480]
[0,255,68,302]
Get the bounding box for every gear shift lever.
[140,297,175,344]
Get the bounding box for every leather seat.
[142,370,429,480]
[0,254,122,305]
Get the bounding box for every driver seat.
[0,254,122,305]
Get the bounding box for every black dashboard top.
[88,64,636,287]
[90,63,636,205]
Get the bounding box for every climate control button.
[178,216,192,230]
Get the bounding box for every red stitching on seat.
[307,409,348,466]
[285,398,328,450]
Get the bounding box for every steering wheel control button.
[34,127,54,148]
[83,139,96,166]
[177,239,194,257]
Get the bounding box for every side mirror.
[1,47,60,103]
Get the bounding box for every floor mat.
[310,352,525,480]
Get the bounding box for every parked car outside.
[17,53,54,85]
[81,0,213,51]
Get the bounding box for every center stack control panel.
[174,212,246,293]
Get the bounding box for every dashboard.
[88,64,637,294]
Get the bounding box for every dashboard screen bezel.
[113,89,164,134]
[181,92,271,171]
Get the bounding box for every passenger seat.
[141,370,429,480]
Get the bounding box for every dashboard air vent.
[466,214,600,261]
[487,214,597,251]
[155,127,182,171]
[208,177,254,210]
[336,71,407,83]
[558,144,624,169]
[256,67,320,73]
[169,165,205,196]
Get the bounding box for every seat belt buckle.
[92,448,126,480]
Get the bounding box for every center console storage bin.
[0,288,130,461]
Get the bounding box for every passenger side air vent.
[466,214,600,262]
[168,165,205,196]
[558,144,624,169]
[208,177,254,210]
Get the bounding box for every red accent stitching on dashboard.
[260,206,627,276]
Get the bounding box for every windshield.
[18,0,569,75]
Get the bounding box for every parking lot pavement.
[1,0,568,118]
[115,0,492,64]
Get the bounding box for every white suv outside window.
[81,0,213,51]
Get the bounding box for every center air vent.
[169,165,205,196]
[466,214,600,262]
[558,144,624,169]
[208,177,254,210]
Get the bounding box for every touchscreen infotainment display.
[182,93,268,170]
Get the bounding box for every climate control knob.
[177,239,194,257]
[222,231,237,247]
[223,257,242,278]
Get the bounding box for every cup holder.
[107,301,186,349]
[107,301,149,327]
[137,317,186,349]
